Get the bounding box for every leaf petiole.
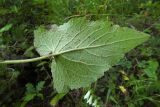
[0,54,53,64]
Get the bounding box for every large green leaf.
[34,18,149,93]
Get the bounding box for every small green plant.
[0,18,150,93]
[140,60,159,80]
[20,81,45,107]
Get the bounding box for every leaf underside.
[34,18,149,93]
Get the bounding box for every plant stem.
[0,54,53,64]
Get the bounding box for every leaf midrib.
[53,36,147,56]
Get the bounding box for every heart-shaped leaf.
[34,18,149,93]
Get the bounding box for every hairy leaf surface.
[34,18,149,93]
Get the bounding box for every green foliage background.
[0,0,160,107]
